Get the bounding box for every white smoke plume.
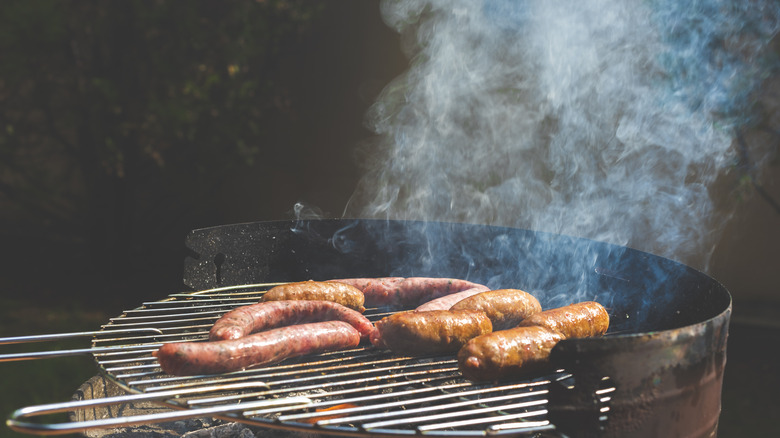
[345,0,780,270]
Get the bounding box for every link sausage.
[263,281,365,312]
[329,277,405,307]
[155,321,361,376]
[457,301,609,381]
[450,289,542,330]
[517,301,609,338]
[414,285,491,311]
[458,326,564,381]
[209,300,375,341]
[371,310,492,355]
[330,277,489,309]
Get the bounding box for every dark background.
[0,1,777,437]
[0,0,408,311]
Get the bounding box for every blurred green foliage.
[0,0,323,300]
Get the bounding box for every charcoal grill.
[0,219,731,438]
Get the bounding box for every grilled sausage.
[450,289,542,330]
[371,310,492,355]
[209,300,375,341]
[414,285,491,311]
[457,301,610,381]
[329,277,405,307]
[517,301,609,338]
[458,326,564,381]
[329,277,489,309]
[263,281,365,312]
[155,321,361,376]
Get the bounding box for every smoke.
[344,0,780,270]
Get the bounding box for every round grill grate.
[84,283,606,437]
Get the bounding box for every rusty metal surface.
[549,302,731,438]
[70,375,237,438]
[70,375,328,438]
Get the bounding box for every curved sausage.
[329,277,489,309]
[263,281,365,312]
[209,300,375,341]
[414,285,491,311]
[371,309,492,355]
[458,326,564,381]
[155,321,361,376]
[517,301,609,338]
[450,289,542,330]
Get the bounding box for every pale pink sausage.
[156,321,361,376]
[414,285,491,311]
[330,277,489,309]
[209,300,375,341]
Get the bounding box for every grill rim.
[77,271,730,438]
[4,219,732,437]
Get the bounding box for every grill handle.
[0,328,164,362]
[6,382,311,436]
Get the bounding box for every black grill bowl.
[183,219,731,438]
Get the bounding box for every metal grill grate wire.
[87,282,578,437]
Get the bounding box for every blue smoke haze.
[345,0,780,272]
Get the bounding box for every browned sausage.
[517,301,609,338]
[263,281,365,312]
[209,300,375,341]
[414,285,491,311]
[329,277,489,309]
[458,326,564,381]
[457,301,610,381]
[450,289,542,330]
[371,309,492,355]
[155,321,361,376]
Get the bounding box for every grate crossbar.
[72,283,608,437]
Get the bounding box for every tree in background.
[0,0,323,301]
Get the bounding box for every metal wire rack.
[3,283,614,436]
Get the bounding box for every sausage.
[457,301,610,381]
[263,281,365,312]
[458,326,564,381]
[209,300,375,341]
[517,301,609,338]
[329,277,489,309]
[450,289,542,330]
[155,321,361,376]
[414,285,491,311]
[329,277,405,307]
[371,309,492,355]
